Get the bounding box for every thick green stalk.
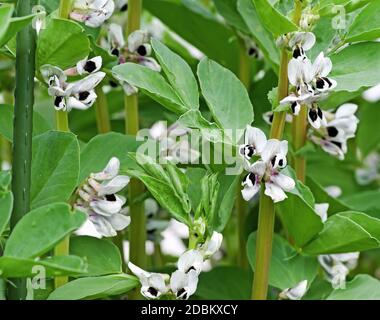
[94,87,111,133]
[53,0,73,289]
[9,0,37,300]
[251,48,289,300]
[126,0,146,298]
[236,43,251,268]
[292,105,308,182]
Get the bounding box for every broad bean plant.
[0,0,380,301]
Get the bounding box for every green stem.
[236,43,251,269]
[53,0,73,289]
[8,0,37,300]
[251,48,289,300]
[94,86,111,134]
[292,105,308,182]
[125,0,146,299]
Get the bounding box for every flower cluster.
[41,57,105,112]
[148,121,200,164]
[70,0,115,28]
[310,103,359,160]
[239,126,295,203]
[75,157,131,237]
[105,24,161,95]
[280,32,337,129]
[129,231,223,300]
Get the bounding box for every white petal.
[261,139,281,164]
[170,270,198,300]
[66,72,105,94]
[128,262,150,279]
[66,96,90,111]
[149,121,167,140]
[201,231,223,257]
[271,173,295,192]
[314,203,329,222]
[92,157,120,180]
[335,103,358,118]
[244,126,267,154]
[90,194,126,215]
[280,280,308,300]
[128,30,149,53]
[76,56,102,75]
[177,250,204,274]
[288,58,303,86]
[41,64,67,84]
[264,181,287,203]
[140,57,161,72]
[241,180,260,202]
[98,175,130,196]
[289,32,316,51]
[313,52,332,77]
[108,23,126,48]
[89,214,117,237]
[106,213,131,231]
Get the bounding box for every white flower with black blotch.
[279,280,308,300]
[318,253,359,289]
[115,0,128,11]
[170,270,198,300]
[263,111,293,126]
[107,23,126,60]
[70,0,115,28]
[75,157,130,237]
[356,151,380,186]
[177,249,204,275]
[239,126,267,161]
[310,103,359,160]
[32,5,46,35]
[41,60,105,112]
[288,32,316,60]
[242,138,295,203]
[311,52,337,93]
[314,203,329,222]
[149,121,200,164]
[128,262,170,299]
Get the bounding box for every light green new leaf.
[303,211,380,255]
[37,18,90,70]
[0,192,12,237]
[247,232,318,290]
[237,0,279,69]
[0,255,87,278]
[327,275,380,300]
[48,274,139,300]
[79,133,143,183]
[152,39,199,110]
[112,63,187,114]
[70,236,122,277]
[330,42,380,92]
[31,131,80,209]
[252,0,297,36]
[4,203,86,258]
[346,2,380,42]
[197,58,254,138]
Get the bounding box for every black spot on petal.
[317,107,323,119]
[316,78,325,89]
[105,194,117,202]
[323,77,332,87]
[271,155,277,167]
[293,47,303,59]
[84,60,97,73]
[248,47,258,57]
[278,159,284,167]
[148,287,158,297]
[327,126,339,138]
[79,91,90,101]
[309,109,318,122]
[291,102,298,114]
[120,4,128,11]
[186,266,196,274]
[110,80,118,88]
[111,48,120,57]
[54,96,64,108]
[137,45,147,56]
[331,141,342,149]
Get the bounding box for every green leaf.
[151,39,199,110]
[79,133,142,183]
[4,203,86,258]
[197,58,254,137]
[213,0,248,32]
[237,0,279,68]
[31,131,80,209]
[70,236,122,277]
[0,255,87,278]
[0,13,35,48]
[247,232,318,290]
[144,0,239,73]
[0,171,11,192]
[303,211,380,255]
[330,42,380,92]
[327,275,380,300]
[196,266,251,300]
[357,101,380,156]
[0,5,14,47]
[48,274,139,300]
[346,2,380,42]
[306,176,350,214]
[186,167,206,210]
[341,191,380,219]
[37,18,90,70]
[112,63,187,114]
[0,104,52,142]
[252,0,297,36]
[276,168,324,248]
[0,192,12,237]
